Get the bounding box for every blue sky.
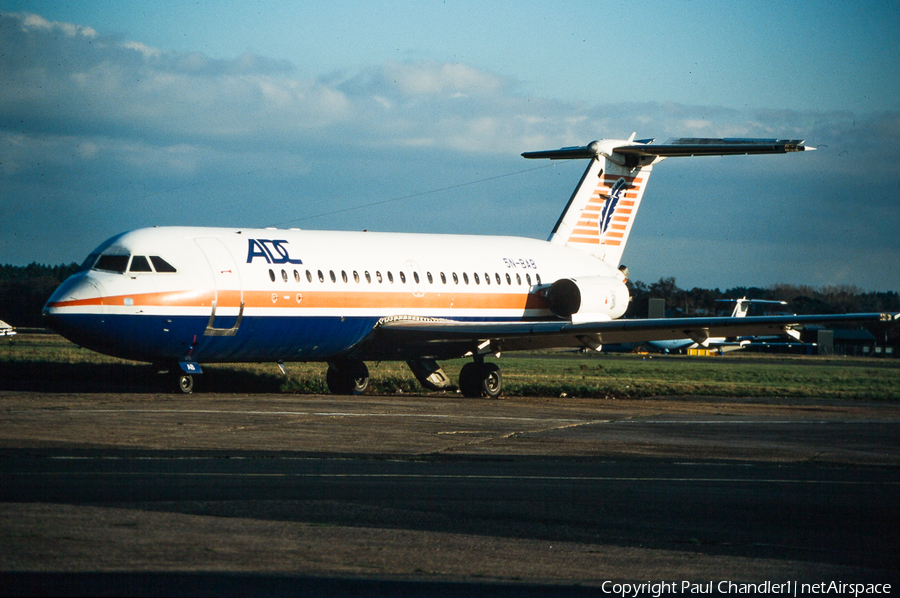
[1,1,899,291]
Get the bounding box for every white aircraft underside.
[43,136,894,395]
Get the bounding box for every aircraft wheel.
[480,362,502,398]
[459,362,502,398]
[175,374,194,394]
[458,362,481,397]
[326,361,369,395]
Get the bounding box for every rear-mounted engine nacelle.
[546,276,629,322]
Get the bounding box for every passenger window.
[495,273,501,285]
[473,273,480,285]
[329,270,336,283]
[306,270,313,282]
[376,271,383,283]
[400,272,406,283]
[282,269,288,282]
[388,271,394,283]
[413,272,420,284]
[318,270,325,283]
[427,272,433,284]
[536,273,541,285]
[440,272,446,284]
[365,271,372,283]
[506,273,512,285]
[526,273,532,286]
[129,256,152,272]
[294,270,300,283]
[452,273,458,284]
[463,273,469,285]
[94,255,129,273]
[485,273,491,285]
[342,271,348,283]
[353,271,360,283]
[269,269,276,282]
[149,256,177,273]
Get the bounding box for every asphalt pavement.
[1,391,898,596]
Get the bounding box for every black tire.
[459,362,502,398]
[326,361,369,395]
[480,362,502,398]
[458,362,482,398]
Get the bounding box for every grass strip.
[3,333,899,400]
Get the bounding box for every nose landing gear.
[175,373,194,394]
[156,362,201,394]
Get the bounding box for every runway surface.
[1,391,898,596]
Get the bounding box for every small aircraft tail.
[523,136,813,268]
[719,297,789,318]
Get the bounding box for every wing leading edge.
[360,313,894,358]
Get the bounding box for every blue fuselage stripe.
[45,313,514,363]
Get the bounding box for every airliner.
[43,135,892,395]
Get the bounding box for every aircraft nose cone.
[43,275,106,344]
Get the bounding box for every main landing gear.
[322,358,501,398]
[458,360,502,398]
[326,360,370,395]
[406,356,501,398]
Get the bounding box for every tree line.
[2,264,898,342]
[625,276,900,317]
[1,263,81,328]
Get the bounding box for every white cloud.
[120,40,161,58]
[0,11,897,291]
[381,61,506,97]
[17,12,98,38]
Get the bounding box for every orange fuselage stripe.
[49,289,550,312]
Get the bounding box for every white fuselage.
[44,226,629,364]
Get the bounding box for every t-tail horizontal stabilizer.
[522,138,814,161]
[524,136,814,268]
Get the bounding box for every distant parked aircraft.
[43,135,893,394]
[647,298,792,354]
[0,320,16,338]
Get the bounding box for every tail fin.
[523,136,813,268]
[718,297,789,318]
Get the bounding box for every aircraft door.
[406,260,425,297]
[196,237,244,336]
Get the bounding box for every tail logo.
[600,178,627,235]
[566,173,642,247]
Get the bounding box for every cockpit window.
[150,256,177,273]
[94,255,129,273]
[129,256,152,272]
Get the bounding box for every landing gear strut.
[458,361,502,398]
[326,360,370,395]
[407,358,453,391]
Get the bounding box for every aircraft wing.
[357,313,893,360]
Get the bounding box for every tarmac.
[1,390,898,596]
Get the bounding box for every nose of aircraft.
[43,274,107,346]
